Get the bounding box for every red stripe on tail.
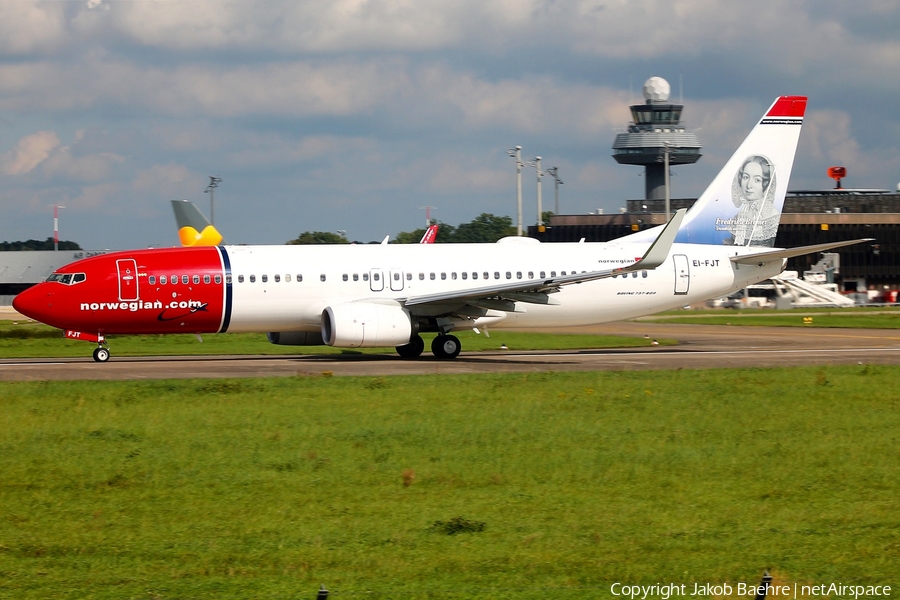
[766,96,807,118]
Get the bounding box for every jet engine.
[266,331,325,346]
[321,302,415,347]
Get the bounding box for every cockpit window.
[46,272,85,285]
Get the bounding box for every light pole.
[546,167,563,215]
[419,206,437,227]
[205,176,222,225]
[663,143,671,221]
[526,156,544,227]
[507,146,524,236]
[53,204,66,251]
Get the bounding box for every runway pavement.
[2,321,900,381]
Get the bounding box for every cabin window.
[204,274,211,284]
[216,275,222,284]
[342,274,348,282]
[506,271,511,279]
[451,272,457,280]
[160,275,167,285]
[262,275,268,283]
[441,272,446,280]
[550,271,556,277]
[320,274,326,282]
[516,271,522,279]
[274,274,280,283]
[472,272,479,280]
[182,275,190,284]
[482,272,488,280]
[149,276,156,285]
[249,275,256,283]
[430,273,435,280]
[561,271,566,276]
[373,273,380,282]
[362,273,368,282]
[393,273,400,281]
[642,271,647,278]
[406,273,412,281]
[528,271,534,279]
[172,274,178,284]
[285,274,290,282]
[297,274,303,282]
[462,272,468,280]
[192,275,200,284]
[540,271,545,278]
[494,272,500,279]
[238,275,244,283]
[353,274,359,281]
[419,273,425,280]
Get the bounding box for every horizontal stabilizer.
[730,238,873,264]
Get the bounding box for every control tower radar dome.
[643,77,671,103]
[612,75,702,201]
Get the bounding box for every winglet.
[627,208,686,271]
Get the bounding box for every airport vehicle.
[13,96,867,362]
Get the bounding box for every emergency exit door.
[673,254,690,295]
[117,259,139,301]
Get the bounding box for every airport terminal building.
[531,191,900,296]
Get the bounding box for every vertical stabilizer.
[171,200,224,247]
[623,96,806,247]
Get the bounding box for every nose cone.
[12,284,57,326]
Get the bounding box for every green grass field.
[0,320,672,359]
[1,368,897,598]
[642,307,900,329]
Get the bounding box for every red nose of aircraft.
[12,283,58,327]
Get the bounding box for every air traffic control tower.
[612,77,702,200]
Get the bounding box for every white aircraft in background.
[14,96,868,362]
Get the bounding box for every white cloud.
[0,131,61,176]
[0,2,67,54]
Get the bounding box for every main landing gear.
[431,334,461,360]
[394,334,462,360]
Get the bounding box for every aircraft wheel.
[431,334,461,360]
[92,347,110,363]
[396,335,425,358]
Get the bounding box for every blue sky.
[2,0,899,248]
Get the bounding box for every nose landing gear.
[64,330,110,362]
[92,346,110,363]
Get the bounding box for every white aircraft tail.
[622,96,807,247]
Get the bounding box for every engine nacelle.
[266,331,325,346]
[321,302,414,347]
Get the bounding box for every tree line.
[287,213,519,245]
[0,238,82,251]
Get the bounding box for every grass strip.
[0,320,672,358]
[0,367,897,598]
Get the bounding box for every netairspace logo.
[81,300,203,312]
[610,582,892,600]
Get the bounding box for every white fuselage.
[221,240,783,333]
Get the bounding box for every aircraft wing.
[730,238,873,265]
[402,209,685,308]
